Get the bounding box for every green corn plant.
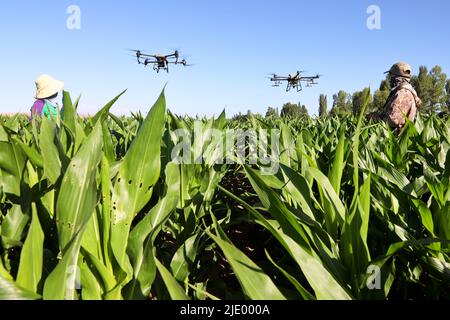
[0,90,449,300]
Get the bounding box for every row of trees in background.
[324,65,450,117]
[258,65,450,119]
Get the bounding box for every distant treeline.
[235,65,450,120]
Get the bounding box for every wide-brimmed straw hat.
[35,74,64,99]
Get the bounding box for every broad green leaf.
[1,205,29,249]
[0,141,26,196]
[0,276,41,300]
[219,186,352,300]
[155,258,189,300]
[102,120,116,162]
[170,234,198,282]
[0,256,12,280]
[306,167,346,225]
[352,90,371,193]
[16,204,45,293]
[80,248,117,299]
[125,162,180,299]
[208,231,286,300]
[412,199,435,236]
[267,220,352,300]
[280,123,297,168]
[110,90,166,281]
[91,90,127,124]
[80,208,102,262]
[372,153,416,196]
[62,91,76,138]
[0,125,8,141]
[341,175,372,294]
[43,122,103,300]
[244,166,311,248]
[424,164,446,207]
[279,164,316,220]
[329,131,346,195]
[43,233,83,300]
[265,249,315,300]
[39,117,62,185]
[12,138,44,168]
[80,260,103,300]
[100,156,113,271]
[56,123,103,251]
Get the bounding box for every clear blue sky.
[1,0,449,117]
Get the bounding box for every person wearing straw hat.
[30,74,64,122]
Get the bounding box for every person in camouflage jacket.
[368,62,422,131]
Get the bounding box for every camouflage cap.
[385,62,412,79]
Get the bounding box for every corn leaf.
[110,90,166,282]
[16,204,45,293]
[43,122,103,300]
[155,258,189,300]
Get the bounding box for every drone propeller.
[128,49,143,56]
[174,59,193,67]
[128,52,143,65]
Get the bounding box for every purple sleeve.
[31,100,45,120]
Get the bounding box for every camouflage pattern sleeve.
[386,89,417,130]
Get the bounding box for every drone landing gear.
[286,83,303,92]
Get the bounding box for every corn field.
[0,90,449,300]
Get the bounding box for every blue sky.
[0,0,449,117]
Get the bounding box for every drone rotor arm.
[138,52,158,58]
[272,76,290,81]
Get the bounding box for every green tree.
[352,88,372,116]
[446,79,450,111]
[331,91,351,116]
[429,66,447,112]
[265,107,279,118]
[319,94,328,117]
[280,102,301,118]
[232,112,248,122]
[300,104,309,118]
[372,77,390,113]
[412,66,433,112]
[412,65,447,113]
[280,102,309,118]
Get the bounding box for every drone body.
[132,50,191,73]
[270,71,321,92]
